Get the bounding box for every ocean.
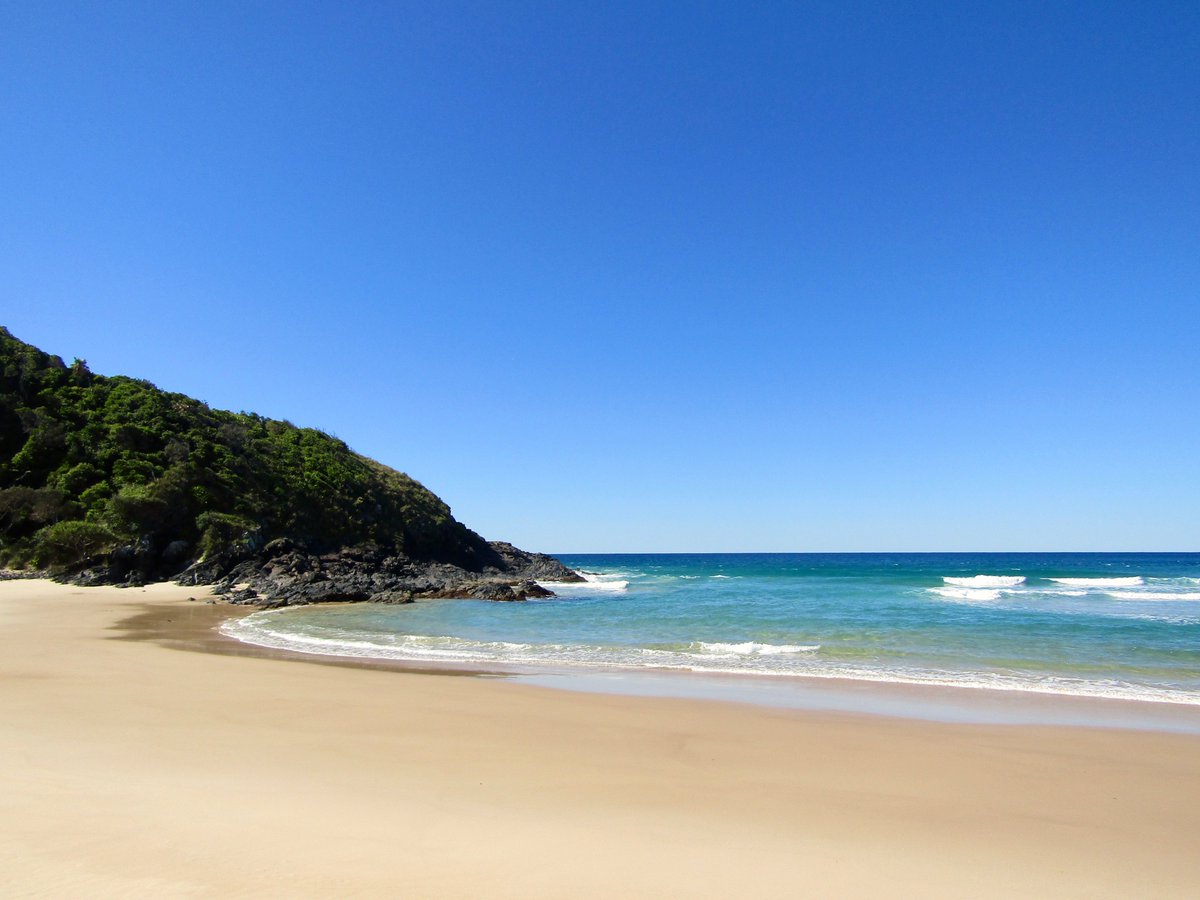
[221,552,1200,715]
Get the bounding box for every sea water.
[221,553,1200,716]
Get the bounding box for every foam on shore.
[221,609,1200,707]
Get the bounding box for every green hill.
[0,326,500,580]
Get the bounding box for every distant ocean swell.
[927,574,1200,606]
[219,554,1200,708]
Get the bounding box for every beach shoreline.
[4,578,1200,897]
[206,594,1200,735]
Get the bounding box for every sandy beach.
[3,580,1199,898]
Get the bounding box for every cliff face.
[0,327,579,601]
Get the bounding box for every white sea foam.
[943,575,1026,588]
[1049,577,1144,587]
[688,641,820,656]
[929,587,1002,602]
[219,612,1200,707]
[221,619,542,661]
[537,571,629,593]
[1107,591,1200,602]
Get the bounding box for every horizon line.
[548,549,1200,555]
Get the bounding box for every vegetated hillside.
[0,326,499,580]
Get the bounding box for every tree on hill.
[0,326,497,578]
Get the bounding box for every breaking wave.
[538,571,629,593]
[1050,577,1144,587]
[1107,591,1200,602]
[929,587,1002,602]
[943,575,1026,588]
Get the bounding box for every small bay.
[224,552,1200,708]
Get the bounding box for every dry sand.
[2,579,1199,899]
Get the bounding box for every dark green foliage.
[32,520,117,568]
[0,486,73,539]
[195,510,261,559]
[0,327,491,573]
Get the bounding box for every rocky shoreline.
[61,539,583,607]
[1,329,590,607]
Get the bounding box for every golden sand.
[2,579,1198,898]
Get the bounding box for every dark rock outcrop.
[487,542,580,581]
[175,539,581,608]
[0,569,39,581]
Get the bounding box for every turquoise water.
[222,553,1200,707]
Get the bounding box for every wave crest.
[1108,591,1200,602]
[1049,577,1144,587]
[929,587,1002,602]
[538,572,629,593]
[943,575,1025,588]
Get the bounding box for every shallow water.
[222,552,1200,710]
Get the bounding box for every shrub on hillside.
[196,511,262,560]
[32,520,117,568]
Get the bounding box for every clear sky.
[3,2,1197,551]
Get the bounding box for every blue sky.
[3,2,1197,551]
